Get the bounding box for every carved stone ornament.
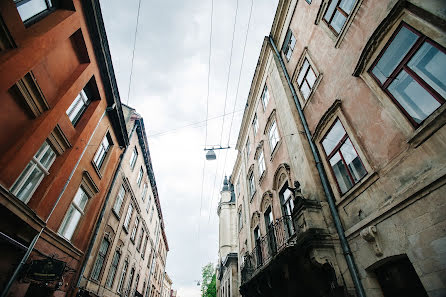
[360,225,383,256]
[250,211,260,229]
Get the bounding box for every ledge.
[336,172,379,207]
[408,104,446,148]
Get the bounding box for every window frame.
[368,22,446,128]
[58,186,90,241]
[129,147,138,170]
[105,249,121,288]
[123,203,134,231]
[141,183,148,202]
[252,114,259,135]
[268,120,280,153]
[322,0,356,36]
[66,89,90,126]
[245,138,251,160]
[14,0,55,27]
[93,132,112,171]
[112,185,125,216]
[282,29,297,61]
[91,237,110,281]
[261,85,270,111]
[248,171,255,199]
[130,216,139,242]
[257,150,266,178]
[137,167,144,187]
[117,260,128,294]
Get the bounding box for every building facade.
[0,0,128,296]
[231,0,446,297]
[216,177,240,297]
[161,273,172,297]
[77,105,169,297]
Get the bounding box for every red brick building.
[0,0,128,296]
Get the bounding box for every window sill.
[336,172,379,207]
[91,161,103,179]
[270,140,282,161]
[407,104,446,148]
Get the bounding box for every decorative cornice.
[312,99,342,141]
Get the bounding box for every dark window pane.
[331,11,347,33]
[340,139,367,182]
[372,26,418,84]
[322,120,346,155]
[388,70,441,123]
[408,42,446,98]
[330,152,353,193]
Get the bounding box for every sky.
[99,0,279,296]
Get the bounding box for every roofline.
[81,0,129,147]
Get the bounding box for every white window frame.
[10,140,56,203]
[252,114,259,135]
[66,89,89,125]
[248,173,255,198]
[282,29,297,61]
[14,0,53,23]
[130,147,138,170]
[258,150,266,176]
[113,185,125,215]
[268,121,280,152]
[150,206,155,222]
[261,86,270,110]
[58,186,89,241]
[123,203,134,230]
[91,237,110,281]
[117,260,128,294]
[131,217,139,242]
[137,167,143,187]
[141,183,148,202]
[93,133,111,170]
[245,138,250,160]
[105,249,121,288]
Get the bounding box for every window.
[248,172,255,198]
[10,140,56,203]
[236,180,240,197]
[126,267,135,295]
[297,58,317,101]
[137,229,144,251]
[141,183,148,202]
[282,29,297,60]
[257,150,265,176]
[66,90,90,125]
[261,86,270,110]
[150,206,154,222]
[370,23,445,126]
[14,0,53,24]
[105,250,121,288]
[142,235,148,258]
[137,167,143,187]
[322,119,367,194]
[280,187,294,217]
[252,114,259,135]
[91,237,110,281]
[117,260,128,294]
[113,185,125,215]
[323,0,356,35]
[131,217,139,242]
[129,147,138,170]
[123,203,133,231]
[93,133,112,170]
[245,138,250,160]
[238,209,243,231]
[268,121,280,152]
[59,187,89,240]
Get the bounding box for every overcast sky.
[99,0,278,296]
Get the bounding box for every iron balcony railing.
[241,215,295,284]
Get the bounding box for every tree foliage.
[201,263,216,297]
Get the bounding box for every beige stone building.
[161,273,172,297]
[78,105,169,297]
[230,0,446,297]
[216,177,240,297]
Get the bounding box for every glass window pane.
[35,141,50,160]
[297,60,310,85]
[60,206,81,240]
[322,120,346,155]
[306,67,317,88]
[39,145,56,169]
[329,152,353,193]
[300,81,311,100]
[73,187,88,211]
[289,34,297,50]
[339,0,355,14]
[389,70,441,123]
[324,0,338,22]
[340,139,367,182]
[372,26,419,84]
[408,42,446,98]
[15,166,44,202]
[16,0,48,22]
[330,11,347,33]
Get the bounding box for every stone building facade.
[230,0,446,297]
[0,0,128,296]
[161,273,172,297]
[78,105,169,297]
[216,177,240,297]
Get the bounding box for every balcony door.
[264,207,277,255]
[254,226,262,267]
[280,185,295,236]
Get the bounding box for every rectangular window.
[113,185,125,215]
[268,121,280,152]
[137,167,143,187]
[258,150,266,176]
[238,210,243,231]
[59,187,89,240]
[137,229,144,251]
[129,147,138,170]
[282,29,297,60]
[245,138,250,160]
[252,114,259,135]
[297,58,317,101]
[322,119,367,194]
[323,0,356,35]
[142,235,148,258]
[66,90,90,125]
[105,250,121,288]
[261,86,270,110]
[93,133,112,170]
[150,206,154,222]
[117,260,128,293]
[141,183,148,202]
[10,140,56,203]
[370,23,445,126]
[123,203,133,230]
[91,237,110,281]
[14,0,53,23]
[248,173,255,198]
[131,217,139,242]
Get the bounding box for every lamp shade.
[206,150,216,160]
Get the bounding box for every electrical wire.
[126,0,143,105]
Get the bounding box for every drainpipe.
[1,106,115,297]
[75,122,138,290]
[268,36,366,297]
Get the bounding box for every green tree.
[201,263,216,297]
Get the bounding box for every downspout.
[75,122,138,289]
[1,107,114,297]
[268,36,367,297]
